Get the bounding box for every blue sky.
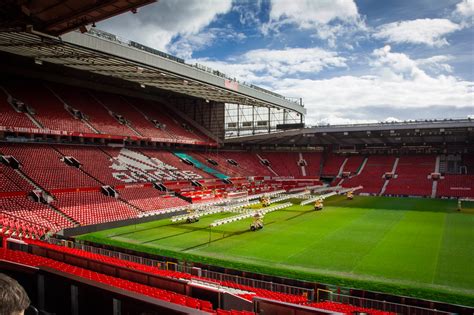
[99,0,473,124]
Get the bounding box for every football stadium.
[0,1,473,315]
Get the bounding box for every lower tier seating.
[118,187,189,212]
[308,301,395,315]
[52,191,139,225]
[0,248,214,312]
[437,175,474,198]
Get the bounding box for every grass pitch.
[77,196,474,305]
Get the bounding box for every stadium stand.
[321,153,346,177]
[437,175,474,198]
[307,301,395,315]
[117,186,189,212]
[51,84,136,136]
[341,155,365,174]
[302,152,323,177]
[130,98,208,143]
[221,152,273,177]
[0,87,37,128]
[52,191,139,225]
[259,152,303,177]
[0,248,215,312]
[342,156,396,194]
[190,151,245,177]
[384,155,435,196]
[4,81,93,133]
[0,143,99,190]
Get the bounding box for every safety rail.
[45,237,313,299]
[317,290,452,315]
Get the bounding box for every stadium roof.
[225,119,474,146]
[0,28,305,116]
[0,0,155,36]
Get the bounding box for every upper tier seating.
[384,155,435,196]
[4,81,92,133]
[341,156,365,174]
[52,191,139,225]
[118,187,189,212]
[0,87,36,128]
[342,156,396,194]
[321,153,346,177]
[129,98,208,143]
[260,152,303,177]
[51,84,136,136]
[463,154,474,175]
[92,91,168,138]
[190,152,245,178]
[221,152,273,177]
[0,143,99,190]
[437,175,474,198]
[0,163,34,192]
[139,149,210,179]
[302,152,323,177]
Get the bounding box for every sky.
[99,0,474,125]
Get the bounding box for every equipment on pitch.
[185,208,200,223]
[346,190,354,200]
[210,202,292,227]
[250,211,264,231]
[314,198,323,210]
[260,195,270,207]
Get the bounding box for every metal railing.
[48,238,312,298]
[317,290,452,315]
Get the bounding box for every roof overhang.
[0,29,305,116]
[225,119,474,146]
[0,0,156,36]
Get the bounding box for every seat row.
[0,248,214,312]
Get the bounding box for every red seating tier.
[342,156,395,194]
[260,152,302,177]
[130,98,207,143]
[51,84,136,136]
[118,187,189,212]
[4,81,92,133]
[384,155,435,196]
[222,152,273,177]
[0,143,99,190]
[0,248,213,312]
[0,88,36,128]
[308,301,395,315]
[52,191,139,225]
[437,175,474,198]
[321,154,346,177]
[302,152,322,177]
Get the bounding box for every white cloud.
[197,45,472,124]
[191,47,347,81]
[374,19,461,47]
[455,0,474,18]
[168,27,246,59]
[263,0,365,46]
[269,0,359,25]
[98,0,232,54]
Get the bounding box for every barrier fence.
[317,290,452,315]
[46,238,456,315]
[48,238,313,300]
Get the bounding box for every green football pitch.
[77,196,474,305]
